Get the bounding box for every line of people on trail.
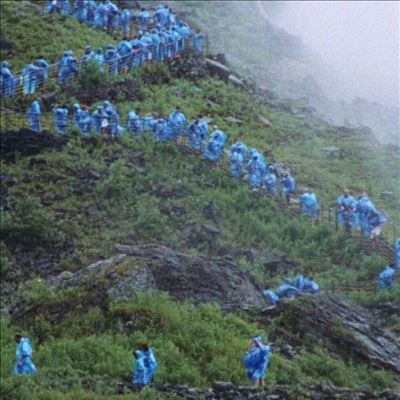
[1,2,205,97]
[263,275,320,306]
[46,1,179,38]
[26,98,395,238]
[335,188,387,240]
[228,139,319,220]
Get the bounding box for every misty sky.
[267,1,399,107]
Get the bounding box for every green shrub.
[0,195,63,248]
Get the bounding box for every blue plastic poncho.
[299,191,318,221]
[247,155,262,189]
[78,106,91,135]
[1,61,16,97]
[280,174,296,201]
[117,40,133,71]
[203,128,226,161]
[186,119,204,150]
[192,32,205,56]
[395,239,400,269]
[28,100,41,133]
[22,63,40,95]
[368,210,386,239]
[229,149,244,179]
[131,350,145,384]
[119,9,131,36]
[137,7,151,32]
[143,347,157,384]
[168,108,187,138]
[243,337,270,384]
[356,194,377,238]
[377,265,395,290]
[263,171,276,194]
[336,192,359,229]
[34,58,49,85]
[53,106,69,135]
[275,280,300,299]
[104,46,120,75]
[263,289,279,306]
[13,337,37,375]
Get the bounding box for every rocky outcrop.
[47,244,267,313]
[265,295,400,379]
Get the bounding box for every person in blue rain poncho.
[294,275,319,294]
[1,61,16,97]
[154,5,169,28]
[243,336,270,388]
[103,0,119,33]
[13,334,37,375]
[262,289,279,306]
[57,51,78,85]
[126,110,142,136]
[275,277,300,299]
[137,7,151,33]
[247,154,263,190]
[355,192,377,239]
[73,0,87,22]
[229,147,244,179]
[79,45,95,68]
[34,57,50,86]
[192,30,205,56]
[119,8,131,36]
[141,343,157,384]
[131,350,145,384]
[367,209,386,241]
[299,189,318,222]
[377,265,395,290]
[263,166,277,195]
[53,104,69,135]
[280,173,296,203]
[22,62,40,95]
[203,125,226,163]
[78,104,91,135]
[395,239,400,269]
[167,106,187,139]
[336,189,358,230]
[27,100,41,133]
[104,44,120,75]
[72,103,82,129]
[230,139,248,161]
[186,117,205,150]
[117,38,133,73]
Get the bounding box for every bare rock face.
[44,244,267,313]
[265,294,400,379]
[112,244,267,312]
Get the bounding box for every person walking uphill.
[13,334,37,375]
[243,336,270,389]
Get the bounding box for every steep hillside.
[1,1,399,399]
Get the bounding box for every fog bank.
[266,1,399,107]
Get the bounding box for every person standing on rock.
[243,336,270,389]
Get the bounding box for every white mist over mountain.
[265,1,399,108]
